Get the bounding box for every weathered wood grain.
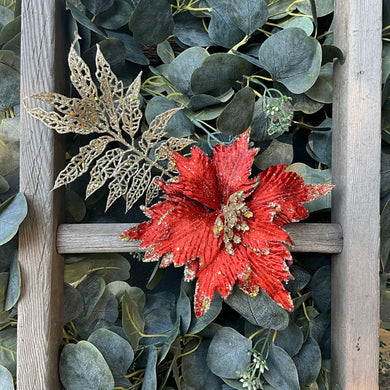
[331,1,382,389]
[56,223,343,254]
[18,1,66,390]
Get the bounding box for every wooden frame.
[17,0,381,389]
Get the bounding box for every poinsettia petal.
[213,130,258,204]
[237,243,294,311]
[165,147,220,210]
[194,249,249,317]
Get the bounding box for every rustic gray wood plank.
[56,223,343,254]
[331,1,382,388]
[18,1,66,389]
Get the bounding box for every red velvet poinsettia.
[121,131,333,317]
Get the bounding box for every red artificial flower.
[121,131,333,317]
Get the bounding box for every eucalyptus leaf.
[0,193,27,245]
[65,188,86,223]
[145,96,194,137]
[0,50,15,67]
[307,120,332,166]
[322,44,344,65]
[293,336,322,386]
[0,16,20,46]
[59,341,115,390]
[207,327,251,379]
[381,200,390,271]
[122,288,146,350]
[4,255,19,311]
[262,343,300,390]
[305,62,333,104]
[225,286,289,330]
[177,282,191,335]
[226,0,268,35]
[142,345,158,390]
[94,0,132,29]
[106,280,133,300]
[0,175,9,194]
[191,53,253,96]
[66,1,106,37]
[0,364,14,390]
[76,273,106,319]
[182,339,223,390]
[297,0,334,17]
[207,2,245,48]
[217,87,255,135]
[157,40,174,64]
[106,31,149,65]
[88,328,134,377]
[167,47,209,95]
[188,94,223,111]
[309,265,331,313]
[309,310,331,345]
[63,283,84,324]
[174,13,213,47]
[282,16,314,36]
[285,264,311,294]
[0,272,8,312]
[64,253,130,284]
[129,0,174,45]
[0,328,16,375]
[254,137,293,170]
[0,63,19,110]
[258,28,321,94]
[0,6,13,27]
[267,0,296,20]
[80,0,114,15]
[274,320,304,356]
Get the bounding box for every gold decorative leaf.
[145,176,162,207]
[27,36,194,212]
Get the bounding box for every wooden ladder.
[17,0,382,389]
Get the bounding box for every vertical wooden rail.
[18,1,65,389]
[332,1,382,389]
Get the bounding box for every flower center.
[213,191,253,255]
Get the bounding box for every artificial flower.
[121,130,333,317]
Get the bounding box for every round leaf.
[0,193,27,245]
[94,0,132,29]
[157,40,174,64]
[282,16,314,36]
[226,0,268,35]
[217,87,255,135]
[4,255,19,311]
[80,0,115,15]
[307,120,332,166]
[63,283,84,324]
[167,47,209,95]
[88,328,134,377]
[258,28,321,94]
[0,364,14,390]
[305,62,333,103]
[225,286,289,330]
[0,63,19,110]
[262,343,300,390]
[174,13,213,47]
[65,188,86,223]
[129,0,174,45]
[59,341,115,390]
[309,265,331,313]
[142,345,158,390]
[285,264,311,294]
[0,328,16,375]
[191,53,253,96]
[274,320,304,356]
[207,327,251,379]
[297,0,334,17]
[0,176,9,194]
[0,16,20,46]
[0,6,13,27]
[293,336,322,386]
[254,137,293,170]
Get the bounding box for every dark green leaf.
[258,28,321,94]
[225,286,289,330]
[65,188,86,223]
[66,1,106,37]
[274,320,304,356]
[307,120,332,166]
[297,0,334,17]
[305,62,333,104]
[262,343,299,390]
[0,16,20,46]
[122,288,145,350]
[0,6,13,28]
[0,176,9,194]
[309,310,331,345]
[177,281,191,335]
[76,274,106,319]
[88,328,134,377]
[188,94,223,111]
[59,341,114,390]
[106,280,133,300]
[142,345,158,390]
[0,63,19,110]
[157,40,174,64]
[0,193,27,245]
[95,0,132,29]
[106,31,149,65]
[0,272,8,312]
[80,0,114,15]
[217,87,255,135]
[207,2,245,48]
[0,328,16,375]
[226,0,268,35]
[282,16,314,36]
[2,33,20,71]
[0,364,14,390]
[0,50,16,67]
[4,255,19,311]
[182,339,223,390]
[64,253,130,284]
[293,336,322,386]
[63,283,84,324]
[309,265,331,312]
[285,264,311,294]
[174,13,213,47]
[191,53,253,96]
[167,47,209,95]
[129,0,174,45]
[267,0,296,20]
[322,44,344,65]
[207,327,251,379]
[145,96,194,137]
[253,137,293,170]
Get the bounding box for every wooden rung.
[56,223,343,254]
